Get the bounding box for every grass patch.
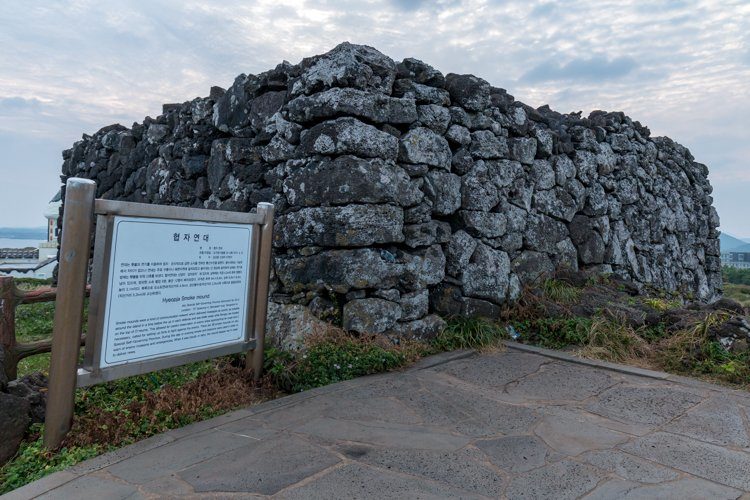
[0,429,101,494]
[12,286,88,376]
[576,314,651,362]
[433,316,508,351]
[265,329,426,393]
[654,312,749,385]
[1,356,275,494]
[642,297,681,312]
[513,317,592,349]
[541,279,581,304]
[723,266,750,286]
[724,283,750,307]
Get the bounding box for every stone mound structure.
[60,42,721,344]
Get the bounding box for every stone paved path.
[8,345,750,499]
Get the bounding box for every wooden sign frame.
[44,178,274,449]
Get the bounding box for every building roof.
[0,247,39,259]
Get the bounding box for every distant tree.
[723,266,750,286]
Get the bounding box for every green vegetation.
[513,317,591,349]
[265,330,427,393]
[723,266,750,286]
[541,278,581,304]
[642,297,681,312]
[432,316,507,350]
[724,284,750,307]
[1,357,266,494]
[658,312,750,384]
[0,429,101,494]
[721,267,750,307]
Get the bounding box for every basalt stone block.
[393,80,451,105]
[0,393,29,464]
[249,90,287,129]
[417,104,451,134]
[445,73,491,111]
[525,214,569,253]
[512,250,555,284]
[397,57,445,87]
[283,156,422,208]
[569,215,606,265]
[403,220,451,248]
[446,230,477,277]
[458,211,507,238]
[290,42,397,97]
[287,87,417,124]
[399,290,429,321]
[402,245,446,289]
[398,127,452,169]
[299,117,399,159]
[533,188,577,222]
[275,205,404,248]
[534,127,554,157]
[212,74,252,133]
[276,246,444,294]
[387,315,446,340]
[461,162,500,211]
[462,297,502,319]
[462,244,511,304]
[424,171,461,215]
[343,298,402,333]
[276,249,404,293]
[531,159,555,190]
[445,124,471,146]
[470,130,509,159]
[509,137,537,165]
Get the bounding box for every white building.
[0,192,61,279]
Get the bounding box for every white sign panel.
[99,216,253,368]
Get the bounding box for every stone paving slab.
[7,347,750,499]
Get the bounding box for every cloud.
[521,55,640,83]
[0,0,747,234]
[390,0,425,10]
[0,97,44,115]
[530,2,557,17]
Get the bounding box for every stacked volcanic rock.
[0,350,47,463]
[60,42,721,345]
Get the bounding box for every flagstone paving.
[6,345,750,499]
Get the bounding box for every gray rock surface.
[0,392,30,464]
[343,298,402,333]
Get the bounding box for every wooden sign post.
[44,178,96,449]
[44,178,274,450]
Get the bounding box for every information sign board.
[45,179,273,449]
[99,217,253,368]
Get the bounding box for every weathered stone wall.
[60,43,721,343]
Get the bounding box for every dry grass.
[576,313,651,363]
[62,362,277,449]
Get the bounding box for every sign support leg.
[247,202,274,383]
[44,178,96,450]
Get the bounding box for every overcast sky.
[0,0,748,236]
